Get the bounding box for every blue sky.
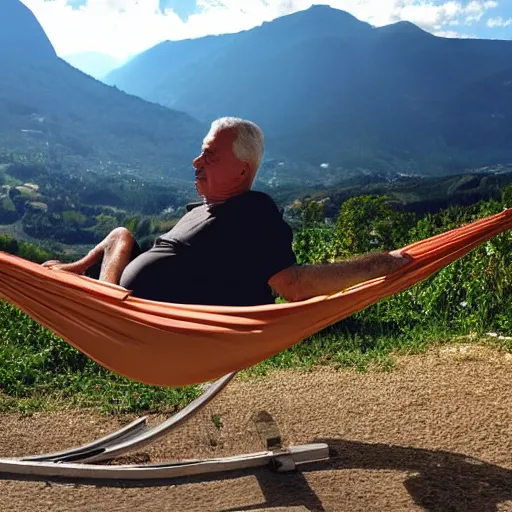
[22,0,512,60]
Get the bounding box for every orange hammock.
[1,208,512,387]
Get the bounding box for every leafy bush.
[17,241,53,263]
[0,233,18,253]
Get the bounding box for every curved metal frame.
[23,372,237,463]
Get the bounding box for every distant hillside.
[315,167,512,219]
[0,0,206,186]
[63,52,124,80]
[105,5,512,178]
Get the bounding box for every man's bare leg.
[41,227,136,285]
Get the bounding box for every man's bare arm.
[268,251,411,302]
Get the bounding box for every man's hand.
[387,250,413,271]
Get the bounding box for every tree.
[336,195,416,256]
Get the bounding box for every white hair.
[205,117,265,172]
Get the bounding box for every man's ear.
[241,163,250,176]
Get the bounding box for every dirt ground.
[2,344,512,512]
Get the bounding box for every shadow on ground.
[1,438,511,512]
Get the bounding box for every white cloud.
[463,0,498,24]
[397,0,498,30]
[20,0,502,60]
[22,0,188,59]
[487,16,512,27]
[433,29,477,37]
[399,1,461,30]
[434,29,461,36]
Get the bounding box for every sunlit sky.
[21,0,512,61]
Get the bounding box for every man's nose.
[193,155,202,167]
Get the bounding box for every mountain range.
[0,0,511,194]
[105,5,512,178]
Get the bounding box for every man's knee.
[107,227,135,246]
[109,227,134,239]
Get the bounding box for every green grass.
[240,323,457,378]
[1,299,509,416]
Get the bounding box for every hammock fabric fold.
[1,208,512,387]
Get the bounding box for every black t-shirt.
[122,191,297,306]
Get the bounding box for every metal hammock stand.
[0,372,329,480]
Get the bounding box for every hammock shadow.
[222,438,512,512]
[308,438,512,512]
[2,439,512,511]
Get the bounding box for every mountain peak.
[281,4,372,29]
[0,0,56,61]
[252,4,372,44]
[305,4,360,17]
[376,20,432,37]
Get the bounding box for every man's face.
[192,128,246,200]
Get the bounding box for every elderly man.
[43,117,408,305]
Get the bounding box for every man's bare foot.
[41,259,61,268]
[41,260,88,274]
